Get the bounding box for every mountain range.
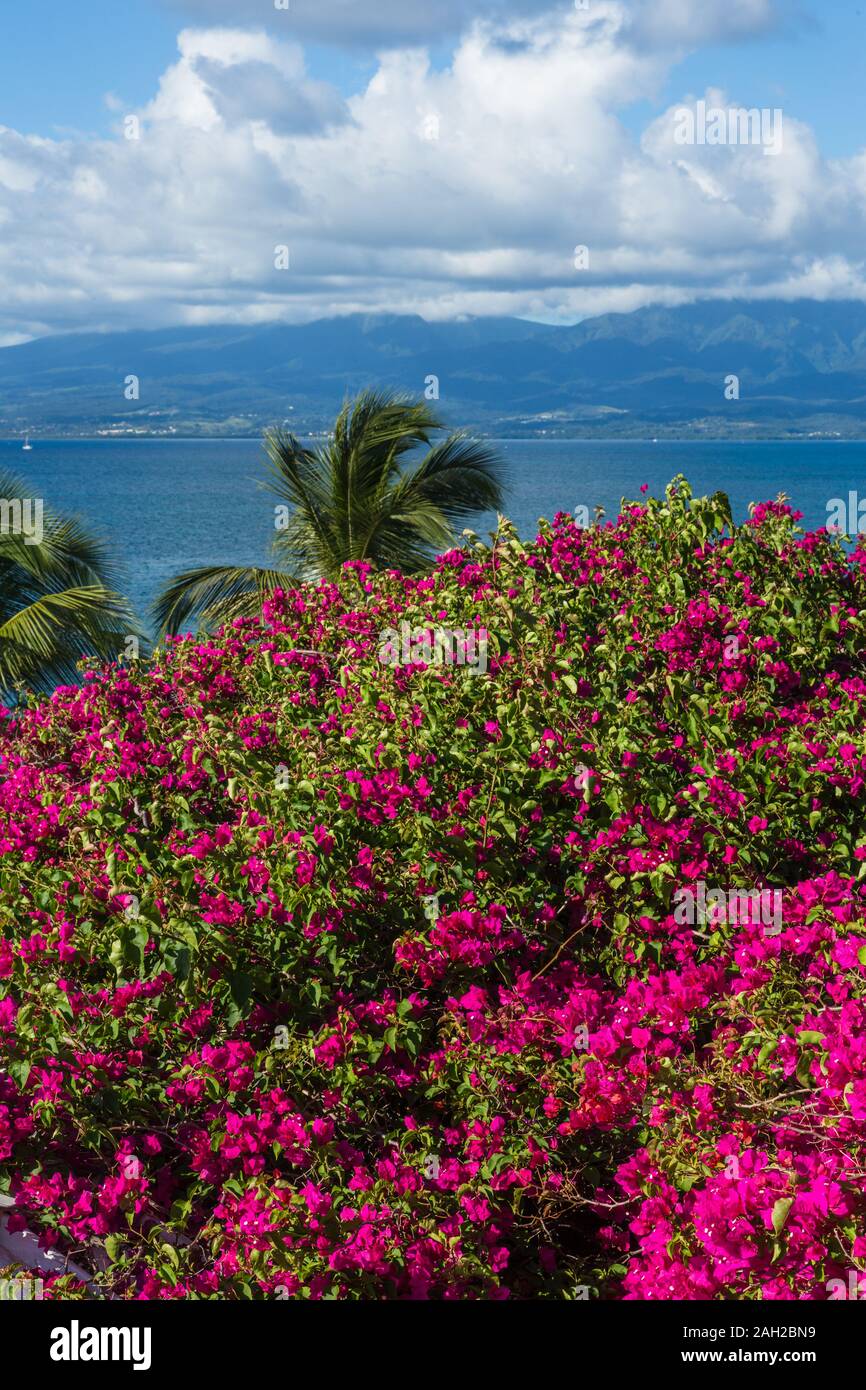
[3,299,866,439]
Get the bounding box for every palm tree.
[0,470,138,697]
[154,390,506,636]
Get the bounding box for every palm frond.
[0,469,139,696]
[153,565,287,637]
[392,434,507,519]
[158,391,507,614]
[0,586,138,692]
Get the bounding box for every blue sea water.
[2,437,864,633]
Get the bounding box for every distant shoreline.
[3,434,866,446]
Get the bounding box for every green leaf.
[771,1197,794,1235]
[7,1059,31,1089]
[757,1039,778,1067]
[105,1233,123,1264]
[226,971,253,1025]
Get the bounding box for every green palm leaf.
[0,469,139,696]
[155,389,506,636]
[152,566,288,638]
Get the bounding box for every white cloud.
[0,6,863,342]
[143,26,348,132]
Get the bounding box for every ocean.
[2,437,863,633]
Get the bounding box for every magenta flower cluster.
[1,478,866,1300]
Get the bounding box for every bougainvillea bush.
[2,477,866,1301]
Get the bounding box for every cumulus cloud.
[145,27,348,132]
[0,5,863,341]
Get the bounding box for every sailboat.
[22,435,32,451]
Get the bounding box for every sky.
[0,0,864,343]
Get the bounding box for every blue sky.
[642,4,866,159]
[0,1,391,137]
[0,0,179,138]
[0,0,864,339]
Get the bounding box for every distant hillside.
[3,300,866,438]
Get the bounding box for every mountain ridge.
[3,300,866,439]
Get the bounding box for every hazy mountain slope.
[3,301,866,437]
